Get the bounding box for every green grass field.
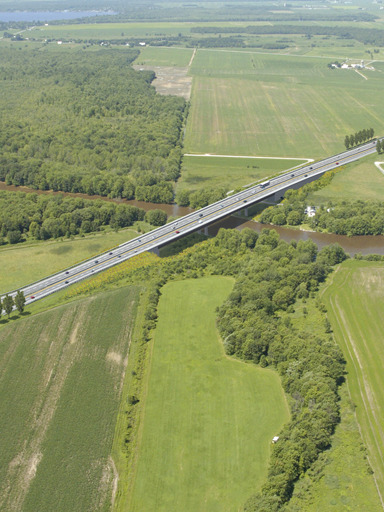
[0,228,138,295]
[126,276,289,512]
[133,46,194,67]
[281,295,382,511]
[322,260,384,505]
[178,155,306,192]
[0,285,140,512]
[287,384,382,512]
[184,50,384,158]
[307,153,384,204]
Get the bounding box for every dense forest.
[122,228,347,511]
[0,191,148,243]
[0,48,186,203]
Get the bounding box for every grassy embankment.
[0,228,138,294]
[281,292,382,511]
[321,260,384,506]
[306,153,384,204]
[0,285,141,512]
[123,276,290,512]
[178,155,305,193]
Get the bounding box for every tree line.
[0,48,186,204]
[0,191,170,244]
[121,227,348,511]
[259,169,384,236]
[0,290,25,318]
[309,200,384,236]
[344,128,374,149]
[191,21,383,45]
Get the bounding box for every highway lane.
[1,140,378,304]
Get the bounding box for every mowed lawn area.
[0,285,140,511]
[185,50,384,158]
[322,260,384,504]
[127,276,289,512]
[178,155,305,192]
[0,228,138,295]
[307,154,384,204]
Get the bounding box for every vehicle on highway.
[13,141,378,304]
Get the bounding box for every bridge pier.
[244,207,249,216]
[149,246,160,256]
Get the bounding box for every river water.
[1,182,383,256]
[0,11,116,22]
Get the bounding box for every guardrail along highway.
[2,140,378,304]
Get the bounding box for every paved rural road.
[1,140,378,305]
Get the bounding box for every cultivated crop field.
[185,50,384,158]
[0,285,140,512]
[126,276,289,512]
[322,260,384,505]
[0,228,138,295]
[179,155,305,192]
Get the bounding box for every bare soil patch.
[133,65,192,99]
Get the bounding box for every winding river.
[1,182,383,256]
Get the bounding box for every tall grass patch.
[322,260,384,505]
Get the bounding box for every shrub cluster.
[310,200,384,236]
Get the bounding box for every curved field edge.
[0,285,141,512]
[124,276,290,512]
[321,260,384,508]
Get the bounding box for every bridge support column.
[204,226,209,236]
[244,207,249,216]
[149,246,160,256]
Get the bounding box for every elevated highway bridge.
[2,140,378,304]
